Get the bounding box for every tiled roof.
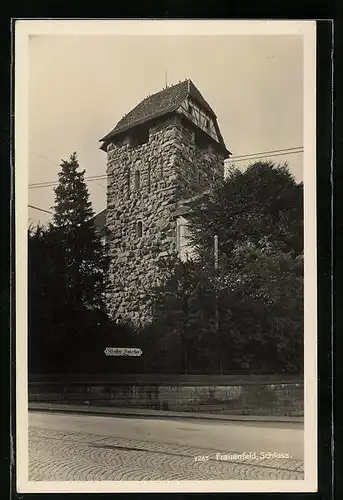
[99,79,229,154]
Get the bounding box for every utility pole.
[214,235,219,271]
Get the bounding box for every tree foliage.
[146,162,304,374]
[52,152,109,311]
[189,161,303,260]
[146,258,218,373]
[28,153,113,374]
[29,158,304,375]
[28,224,67,373]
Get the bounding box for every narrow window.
[126,167,131,192]
[205,118,210,129]
[188,104,193,115]
[136,221,143,238]
[147,162,151,192]
[134,170,140,191]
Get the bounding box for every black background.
[1,9,337,500]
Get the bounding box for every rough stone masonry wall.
[105,116,179,325]
[173,120,225,200]
[105,114,225,326]
[29,375,304,417]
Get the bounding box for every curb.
[29,403,304,424]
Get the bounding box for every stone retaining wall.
[29,375,304,417]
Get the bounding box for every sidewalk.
[29,402,304,423]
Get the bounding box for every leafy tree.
[28,224,68,373]
[212,241,304,373]
[145,257,219,373]
[146,162,304,374]
[188,161,303,261]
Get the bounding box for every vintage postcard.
[15,19,317,493]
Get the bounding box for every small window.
[131,127,149,147]
[136,221,143,238]
[205,118,210,129]
[195,131,208,150]
[147,162,151,192]
[188,103,193,115]
[126,167,131,192]
[134,170,141,191]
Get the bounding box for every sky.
[28,34,303,226]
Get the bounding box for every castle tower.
[99,79,230,325]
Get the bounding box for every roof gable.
[100,81,187,143]
[99,79,229,155]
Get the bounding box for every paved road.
[29,412,304,481]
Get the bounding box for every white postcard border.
[15,19,317,494]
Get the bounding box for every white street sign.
[104,347,142,357]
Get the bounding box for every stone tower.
[100,79,230,325]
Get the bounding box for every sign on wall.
[104,347,142,357]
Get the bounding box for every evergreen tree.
[28,221,135,375]
[52,152,109,311]
[28,153,144,375]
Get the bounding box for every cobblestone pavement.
[29,427,304,481]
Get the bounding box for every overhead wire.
[28,204,53,215]
[28,146,304,189]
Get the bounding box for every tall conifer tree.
[52,152,109,311]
